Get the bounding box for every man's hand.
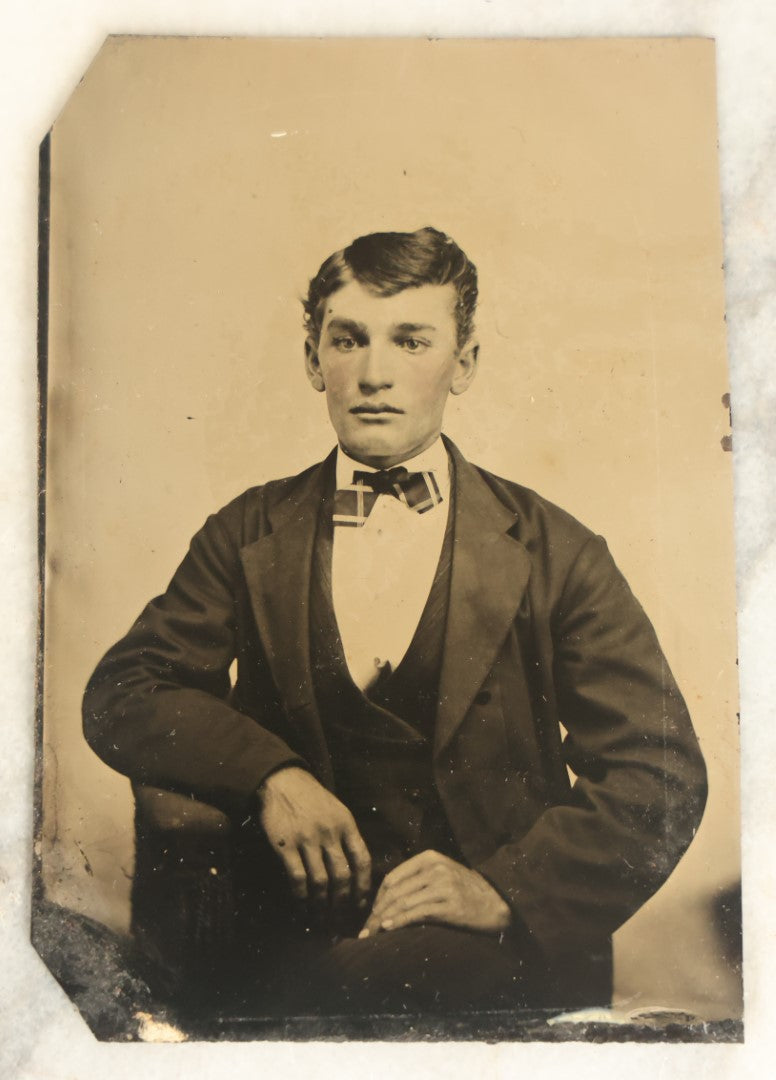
[358,849,512,938]
[257,766,372,910]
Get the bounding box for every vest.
[309,479,460,884]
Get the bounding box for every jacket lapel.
[239,451,335,719]
[435,440,532,757]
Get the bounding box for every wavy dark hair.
[303,227,478,349]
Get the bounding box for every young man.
[83,227,707,1016]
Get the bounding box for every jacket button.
[474,690,491,706]
[409,788,422,802]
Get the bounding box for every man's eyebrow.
[325,317,368,336]
[392,322,437,334]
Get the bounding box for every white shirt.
[331,438,451,692]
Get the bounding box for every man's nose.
[357,345,394,393]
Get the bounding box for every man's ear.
[304,336,326,392]
[450,340,479,396]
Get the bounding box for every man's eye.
[401,338,428,353]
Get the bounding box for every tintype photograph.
[35,36,742,1042]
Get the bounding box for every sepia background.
[41,36,740,1020]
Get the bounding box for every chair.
[131,784,237,990]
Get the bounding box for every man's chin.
[339,425,396,453]
[339,435,410,469]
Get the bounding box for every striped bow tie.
[333,467,443,528]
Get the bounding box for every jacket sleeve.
[476,534,708,961]
[82,505,306,819]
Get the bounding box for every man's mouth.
[350,405,404,415]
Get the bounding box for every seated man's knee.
[304,925,523,1013]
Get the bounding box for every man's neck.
[336,437,450,498]
[338,435,445,472]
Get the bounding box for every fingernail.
[381,919,393,930]
[358,929,370,940]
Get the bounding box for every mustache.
[349,404,404,414]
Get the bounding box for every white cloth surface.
[332,439,451,692]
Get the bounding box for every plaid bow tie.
[333,466,443,528]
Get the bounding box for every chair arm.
[133,784,233,839]
[131,784,237,984]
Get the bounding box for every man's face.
[305,280,478,468]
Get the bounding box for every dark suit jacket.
[83,437,707,967]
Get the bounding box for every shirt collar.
[336,436,450,502]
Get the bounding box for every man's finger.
[362,852,430,921]
[376,883,443,929]
[301,844,329,905]
[368,850,446,917]
[322,843,353,906]
[378,897,447,934]
[368,870,434,924]
[380,849,437,891]
[342,826,372,906]
[359,879,434,938]
[360,873,398,934]
[278,846,309,901]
